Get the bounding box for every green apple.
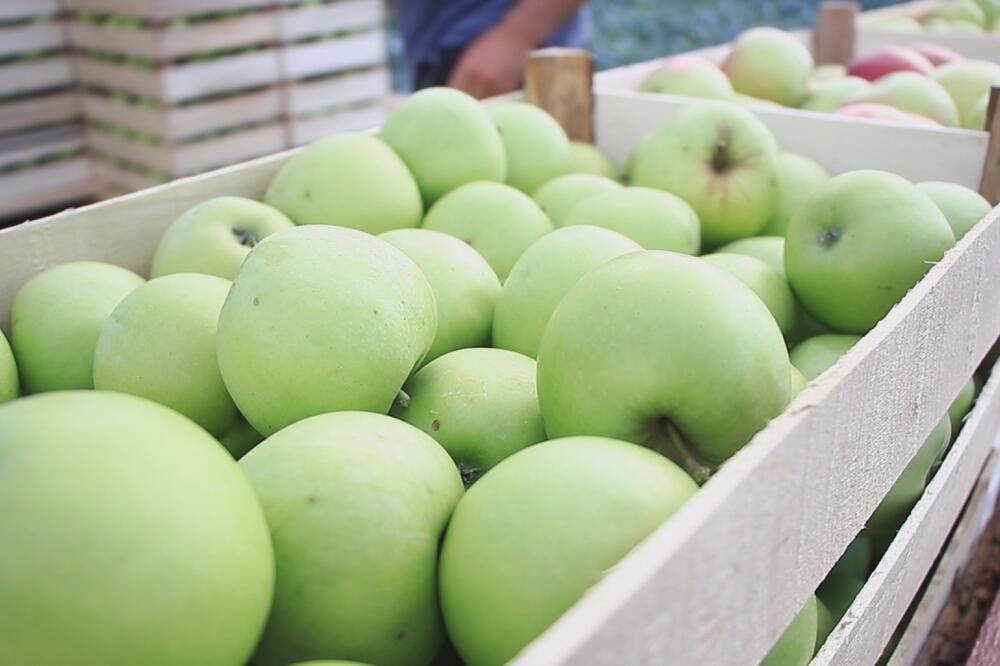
[949,377,977,435]
[493,226,642,358]
[241,411,462,666]
[561,186,701,253]
[537,251,791,476]
[624,132,652,183]
[264,133,423,231]
[861,72,960,126]
[568,141,621,180]
[631,102,780,247]
[917,181,992,240]
[391,348,546,485]
[219,417,263,459]
[867,416,952,544]
[717,236,785,275]
[815,597,835,649]
[760,153,830,236]
[421,181,553,280]
[785,170,955,334]
[0,391,273,666]
[928,0,986,26]
[975,0,1000,27]
[731,92,785,108]
[801,76,871,112]
[93,273,237,436]
[217,226,437,435]
[11,261,145,393]
[639,55,734,99]
[932,60,1000,128]
[925,17,985,32]
[790,365,809,397]
[761,595,818,666]
[789,334,862,381]
[813,64,847,81]
[379,87,505,205]
[723,28,815,107]
[879,17,923,32]
[0,329,17,403]
[969,91,989,131]
[439,436,697,666]
[289,662,372,666]
[489,101,571,194]
[532,173,622,227]
[150,196,294,280]
[703,254,797,336]
[818,574,865,631]
[379,228,501,363]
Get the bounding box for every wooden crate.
[2,87,999,665]
[0,0,61,23]
[0,155,94,223]
[857,0,1000,62]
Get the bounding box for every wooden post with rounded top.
[814,1,859,66]
[523,47,594,143]
[979,87,1000,205]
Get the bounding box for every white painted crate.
[2,88,999,665]
[0,56,75,100]
[0,155,94,222]
[0,0,61,23]
[857,0,1000,63]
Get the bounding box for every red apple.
[847,47,935,81]
[835,102,942,126]
[912,43,966,67]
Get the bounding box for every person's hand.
[447,23,535,99]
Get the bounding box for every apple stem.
[644,417,713,484]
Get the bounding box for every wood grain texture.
[816,381,1000,665]
[524,48,594,142]
[512,200,1000,665]
[814,2,859,66]
[981,88,1000,204]
[968,578,1000,665]
[888,453,1000,666]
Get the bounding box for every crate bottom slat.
[0,157,95,223]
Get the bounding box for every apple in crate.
[532,173,621,227]
[917,181,992,240]
[241,412,463,666]
[392,347,546,485]
[801,76,871,113]
[631,102,779,247]
[0,391,273,665]
[912,43,965,67]
[217,226,437,435]
[762,596,818,666]
[11,261,144,393]
[537,251,792,477]
[790,334,862,381]
[0,330,17,403]
[568,141,621,180]
[846,46,934,82]
[760,152,830,237]
[702,253,798,337]
[860,72,960,126]
[785,170,955,334]
[716,236,786,276]
[93,273,238,437]
[439,436,698,666]
[489,101,571,194]
[561,186,701,253]
[380,86,506,205]
[722,28,814,106]
[265,133,423,232]
[422,181,553,280]
[834,102,941,126]
[493,225,641,358]
[151,196,293,280]
[379,228,501,364]
[639,54,734,99]
[931,60,1000,129]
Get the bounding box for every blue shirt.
[397,1,591,74]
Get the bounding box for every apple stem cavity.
[394,390,411,409]
[459,462,482,487]
[711,142,730,174]
[232,226,259,249]
[819,227,842,248]
[644,416,713,484]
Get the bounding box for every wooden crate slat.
[887,452,1000,665]
[0,57,74,98]
[77,56,165,98]
[80,88,283,140]
[0,156,94,222]
[0,0,61,22]
[162,50,280,103]
[93,159,161,193]
[286,66,389,114]
[0,124,85,170]
[815,384,1000,665]
[595,90,989,186]
[856,0,943,25]
[278,0,384,41]
[856,29,1000,64]
[282,29,386,80]
[61,0,273,21]
[88,122,285,175]
[0,91,79,134]
[0,22,65,59]
[290,103,385,145]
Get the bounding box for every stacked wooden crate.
[61,0,390,194]
[0,0,93,222]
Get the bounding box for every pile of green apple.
[639,24,1000,130]
[879,0,1000,34]
[0,87,988,666]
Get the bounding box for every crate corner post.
[814,0,860,66]
[523,47,594,143]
